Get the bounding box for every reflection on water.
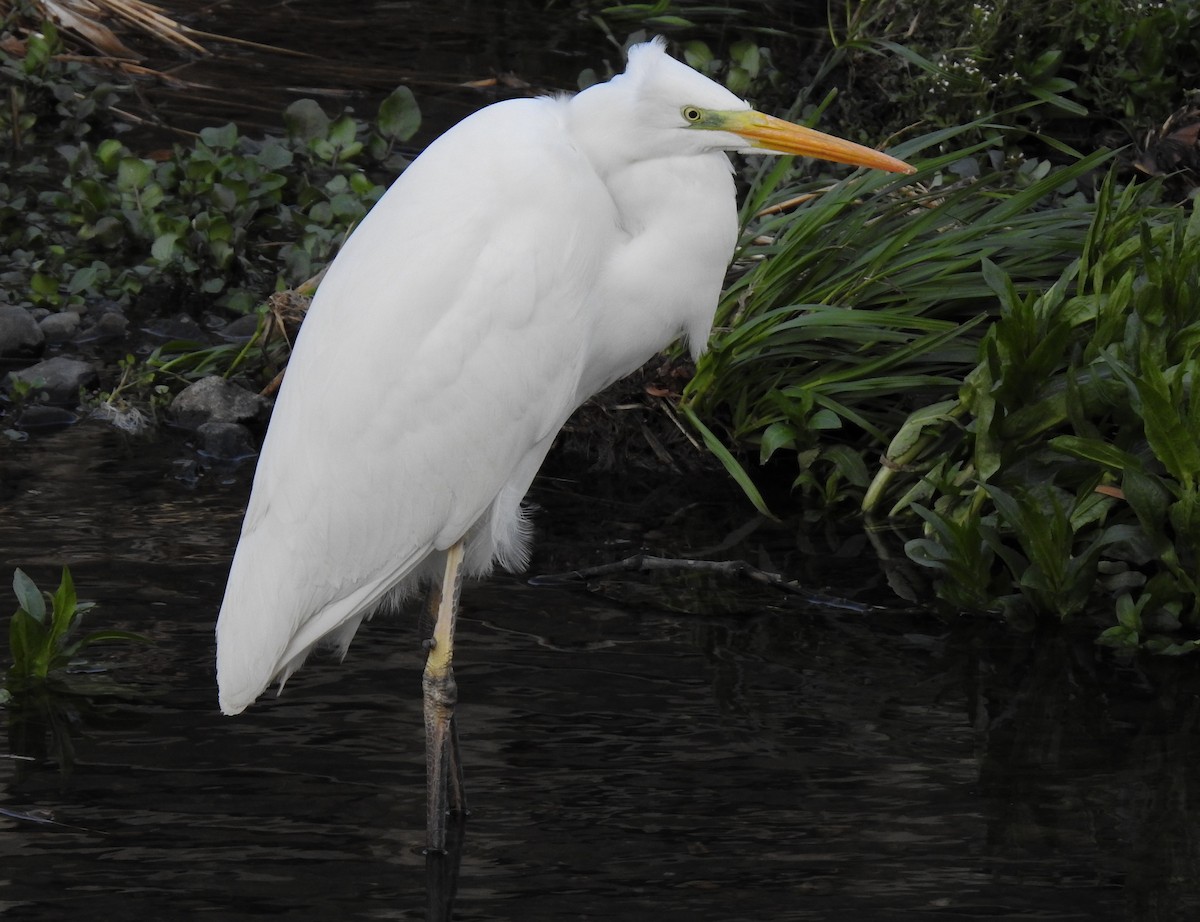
[2,424,1199,920]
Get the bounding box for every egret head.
[574,37,913,175]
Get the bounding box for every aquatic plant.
[2,567,145,702]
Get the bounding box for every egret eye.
[681,106,703,124]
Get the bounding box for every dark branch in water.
[530,555,880,614]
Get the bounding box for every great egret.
[216,37,913,851]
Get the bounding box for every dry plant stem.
[754,190,822,216]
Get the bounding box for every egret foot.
[423,540,467,853]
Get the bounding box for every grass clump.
[684,142,1200,646]
[888,182,1200,645]
[683,123,1110,513]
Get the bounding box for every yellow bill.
[705,108,915,175]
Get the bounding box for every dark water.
[5,5,1200,920]
[2,424,1200,921]
[135,0,624,140]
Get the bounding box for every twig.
[530,554,879,613]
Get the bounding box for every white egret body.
[215,38,912,850]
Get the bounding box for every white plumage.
[215,39,911,727]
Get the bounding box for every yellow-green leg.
[423,540,467,853]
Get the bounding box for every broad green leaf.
[1134,370,1200,486]
[1122,467,1171,534]
[95,138,125,169]
[758,422,796,464]
[328,115,358,148]
[151,233,180,262]
[199,122,238,150]
[117,157,152,191]
[284,98,330,142]
[13,569,45,623]
[377,86,421,142]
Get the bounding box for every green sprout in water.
[2,567,146,704]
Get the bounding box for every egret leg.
[423,539,467,853]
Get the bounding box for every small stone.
[78,310,129,342]
[170,375,269,429]
[142,315,210,343]
[196,421,257,460]
[15,404,79,429]
[220,313,261,340]
[39,311,81,343]
[6,356,98,405]
[0,305,45,357]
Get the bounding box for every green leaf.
[9,608,47,680]
[199,123,239,150]
[284,99,330,142]
[30,272,60,299]
[117,157,152,191]
[74,628,151,649]
[328,115,358,148]
[151,233,180,262]
[1028,85,1088,116]
[95,138,125,169]
[681,405,774,518]
[758,421,796,464]
[68,265,100,294]
[377,86,420,142]
[47,566,88,653]
[1048,435,1142,473]
[255,141,294,170]
[1115,593,1145,632]
[1122,467,1171,534]
[1134,369,1200,487]
[13,569,45,623]
[1096,624,1138,649]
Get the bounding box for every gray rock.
[78,310,129,342]
[6,356,98,405]
[196,421,258,459]
[15,405,79,429]
[0,305,45,357]
[39,311,81,343]
[171,375,269,429]
[142,315,210,343]
[220,313,261,340]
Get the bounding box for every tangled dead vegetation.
[1,0,207,58]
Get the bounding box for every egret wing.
[216,98,618,712]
